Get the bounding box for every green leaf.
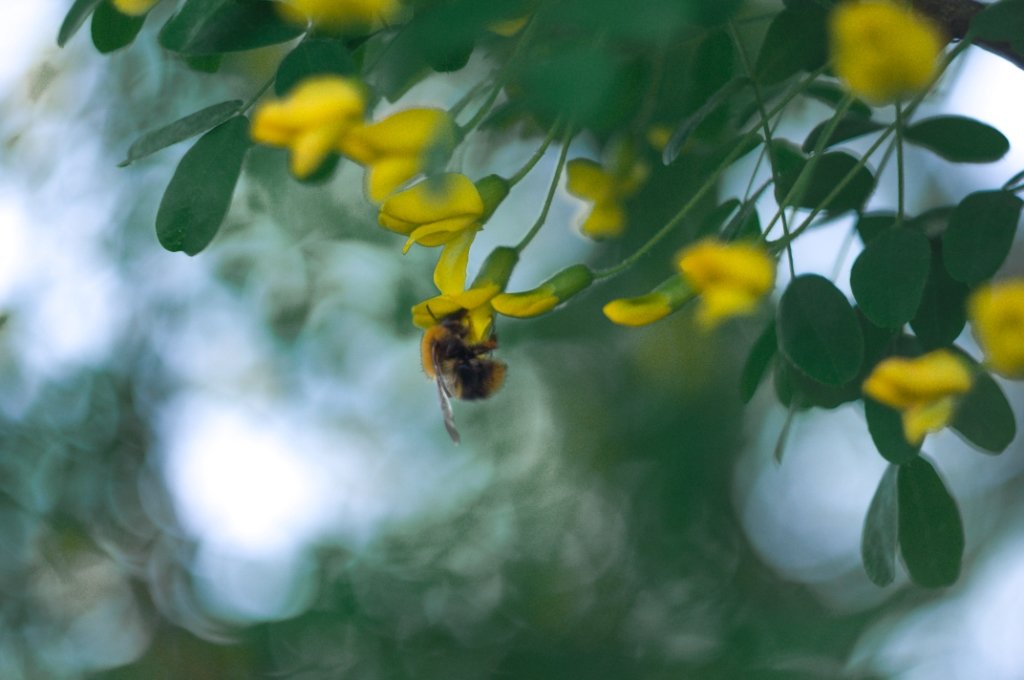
[777,357,860,409]
[910,240,968,350]
[275,39,357,96]
[58,0,104,47]
[942,190,1023,284]
[90,0,145,53]
[851,227,931,328]
[865,398,920,464]
[905,116,1010,163]
[804,82,872,119]
[802,115,883,153]
[755,6,828,84]
[862,465,898,586]
[120,100,243,166]
[156,116,251,256]
[951,371,1016,454]
[969,0,1024,42]
[184,54,223,73]
[662,78,746,165]
[898,457,964,588]
[855,212,897,245]
[740,321,777,403]
[777,274,865,385]
[774,146,876,214]
[160,0,301,55]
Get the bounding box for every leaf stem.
[507,122,561,188]
[514,130,572,254]
[895,100,905,226]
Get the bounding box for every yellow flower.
[863,350,973,445]
[488,14,530,37]
[676,240,776,330]
[378,173,485,253]
[492,265,594,318]
[968,279,1024,378]
[829,0,944,105]
[413,243,518,344]
[277,0,400,30]
[339,108,457,202]
[565,157,647,239]
[250,76,365,179]
[603,276,694,327]
[111,0,160,15]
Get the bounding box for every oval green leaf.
[777,274,865,385]
[862,465,898,586]
[90,0,145,53]
[851,227,931,328]
[865,398,920,464]
[951,371,1016,454]
[121,100,243,166]
[910,240,968,350]
[905,116,1010,163]
[802,115,883,153]
[856,212,897,245]
[274,39,357,96]
[158,0,226,52]
[898,457,964,588]
[58,0,104,47]
[662,78,746,165]
[969,0,1024,42]
[161,0,302,55]
[942,190,1023,284]
[776,150,876,214]
[755,6,828,85]
[156,115,251,256]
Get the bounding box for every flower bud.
[492,265,594,318]
[475,174,511,222]
[603,275,694,327]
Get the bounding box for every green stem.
[241,74,278,113]
[449,80,491,120]
[507,122,561,187]
[514,131,572,254]
[895,100,905,226]
[460,15,536,135]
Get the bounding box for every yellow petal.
[697,288,761,330]
[902,397,955,445]
[603,293,674,327]
[348,108,454,159]
[290,123,344,178]
[278,0,400,29]
[366,157,425,203]
[112,0,160,16]
[580,201,625,239]
[968,279,1024,378]
[250,103,299,146]
[276,77,365,127]
[379,174,485,228]
[404,218,480,252]
[488,15,530,37]
[412,296,463,329]
[862,350,973,409]
[566,158,616,203]
[466,305,495,344]
[491,287,560,318]
[677,239,776,299]
[433,230,476,296]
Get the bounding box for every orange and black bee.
[420,310,506,443]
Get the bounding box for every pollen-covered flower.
[277,0,400,30]
[492,265,594,318]
[250,76,365,179]
[863,350,973,445]
[603,276,694,327]
[676,239,775,330]
[829,0,944,105]
[111,0,160,15]
[968,279,1024,378]
[339,109,457,202]
[378,173,486,253]
[565,156,647,239]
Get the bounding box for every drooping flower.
[111,0,160,15]
[863,350,973,445]
[829,0,944,105]
[250,76,365,179]
[565,156,647,239]
[378,173,486,253]
[492,265,594,318]
[339,108,457,202]
[603,276,694,327]
[676,239,776,329]
[968,278,1024,378]
[277,0,400,30]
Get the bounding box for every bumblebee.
[420,310,507,443]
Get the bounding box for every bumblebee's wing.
[432,349,461,444]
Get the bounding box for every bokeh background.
[4,2,1024,678]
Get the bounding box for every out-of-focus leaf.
[898,456,964,588]
[805,82,872,118]
[862,465,898,586]
[91,0,145,53]
[951,371,1016,454]
[865,398,920,464]
[802,115,883,153]
[777,274,864,385]
[740,320,776,403]
[905,116,1010,163]
[969,0,1024,42]
[910,240,968,349]
[120,100,243,166]
[856,212,897,245]
[851,227,931,328]
[58,0,104,46]
[160,0,301,55]
[775,147,875,214]
[275,39,357,96]
[158,0,227,52]
[156,116,251,255]
[755,5,828,84]
[662,78,746,165]
[942,190,1022,284]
